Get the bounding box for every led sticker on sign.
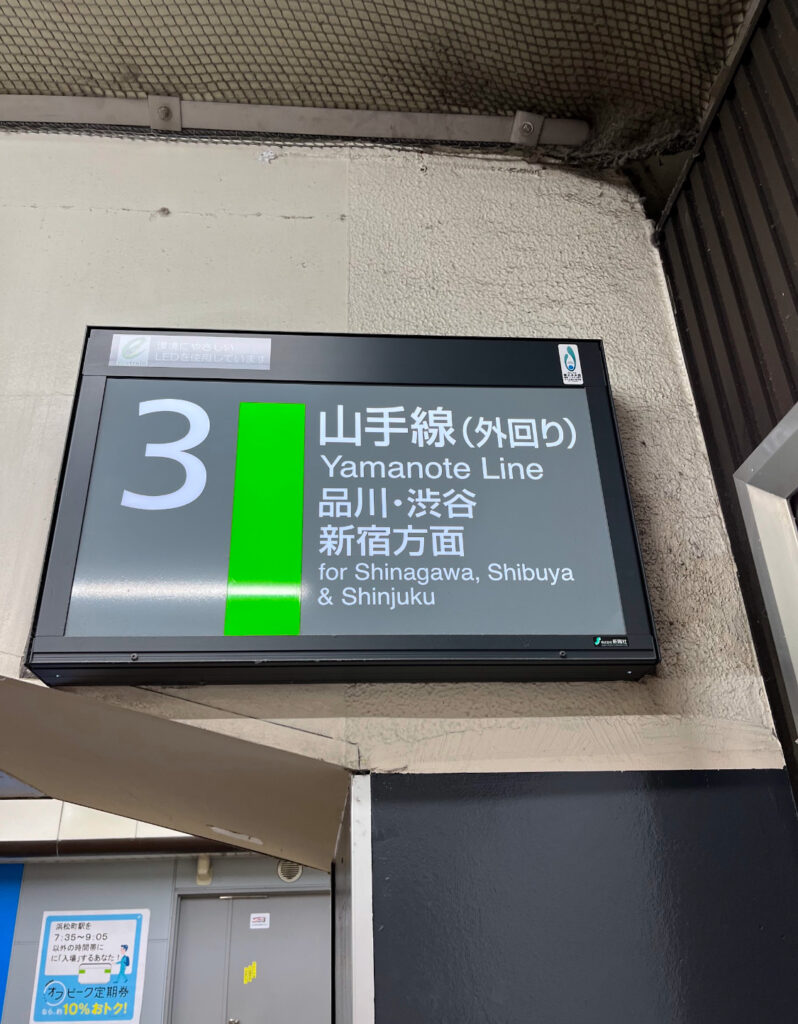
[110,333,271,371]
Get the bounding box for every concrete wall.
[0,131,780,774]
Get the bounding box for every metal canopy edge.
[0,94,590,147]
[0,676,350,870]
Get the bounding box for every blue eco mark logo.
[563,346,577,373]
[593,636,602,646]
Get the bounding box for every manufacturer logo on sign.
[558,344,583,386]
[115,336,151,366]
[593,636,629,648]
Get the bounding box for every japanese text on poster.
[30,910,149,1023]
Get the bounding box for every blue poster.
[30,910,149,1023]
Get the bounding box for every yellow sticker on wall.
[243,960,257,985]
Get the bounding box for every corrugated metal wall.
[660,0,798,773]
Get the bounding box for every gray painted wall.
[1,854,329,1023]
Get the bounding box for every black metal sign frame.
[28,328,658,684]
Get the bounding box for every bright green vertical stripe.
[224,403,305,636]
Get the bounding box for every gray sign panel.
[66,379,625,637]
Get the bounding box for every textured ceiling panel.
[0,0,750,163]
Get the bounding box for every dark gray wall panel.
[659,0,798,778]
[371,771,798,1024]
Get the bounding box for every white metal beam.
[0,94,590,147]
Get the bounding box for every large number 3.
[121,399,210,510]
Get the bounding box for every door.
[170,894,330,1024]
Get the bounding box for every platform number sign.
[28,331,657,683]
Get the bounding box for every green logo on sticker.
[121,338,147,360]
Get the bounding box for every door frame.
[163,875,331,1023]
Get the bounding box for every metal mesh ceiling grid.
[0,0,750,163]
